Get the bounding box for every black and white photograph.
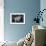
[10,13,25,24]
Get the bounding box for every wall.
[0,0,4,42]
[4,0,40,42]
[40,0,46,27]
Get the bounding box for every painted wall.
[0,0,4,42]
[40,0,46,27]
[4,0,40,42]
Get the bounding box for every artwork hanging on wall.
[10,13,25,24]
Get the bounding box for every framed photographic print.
[10,13,25,24]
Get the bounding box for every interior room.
[0,0,46,46]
